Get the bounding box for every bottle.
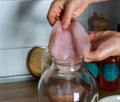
[38,56,98,102]
[93,14,108,31]
[84,62,99,79]
[116,56,120,85]
[99,56,120,90]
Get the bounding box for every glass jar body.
[38,58,98,102]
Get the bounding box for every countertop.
[0,80,120,102]
[0,80,38,102]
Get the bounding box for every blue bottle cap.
[84,62,99,78]
[102,63,119,82]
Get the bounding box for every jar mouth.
[53,56,84,65]
[52,56,84,72]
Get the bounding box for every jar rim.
[52,56,84,66]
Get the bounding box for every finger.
[47,1,62,26]
[47,11,56,26]
[71,14,78,21]
[84,50,105,62]
[47,3,56,26]
[84,51,98,62]
[61,1,75,29]
[73,0,89,17]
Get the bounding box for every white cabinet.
[0,0,52,49]
[0,0,52,82]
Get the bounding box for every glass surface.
[41,48,52,74]
[38,49,98,102]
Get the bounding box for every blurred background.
[0,0,119,83]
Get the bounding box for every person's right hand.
[47,0,92,29]
[84,31,120,62]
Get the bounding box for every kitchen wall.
[0,0,119,83]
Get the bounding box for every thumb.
[84,50,102,62]
[61,1,75,29]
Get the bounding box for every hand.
[47,0,91,29]
[84,31,120,62]
[47,0,108,29]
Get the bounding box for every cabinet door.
[0,0,53,49]
[0,0,53,82]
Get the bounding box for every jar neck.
[52,57,84,72]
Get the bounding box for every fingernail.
[84,59,89,62]
[84,57,91,62]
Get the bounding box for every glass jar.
[38,56,98,102]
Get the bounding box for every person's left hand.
[84,31,120,62]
